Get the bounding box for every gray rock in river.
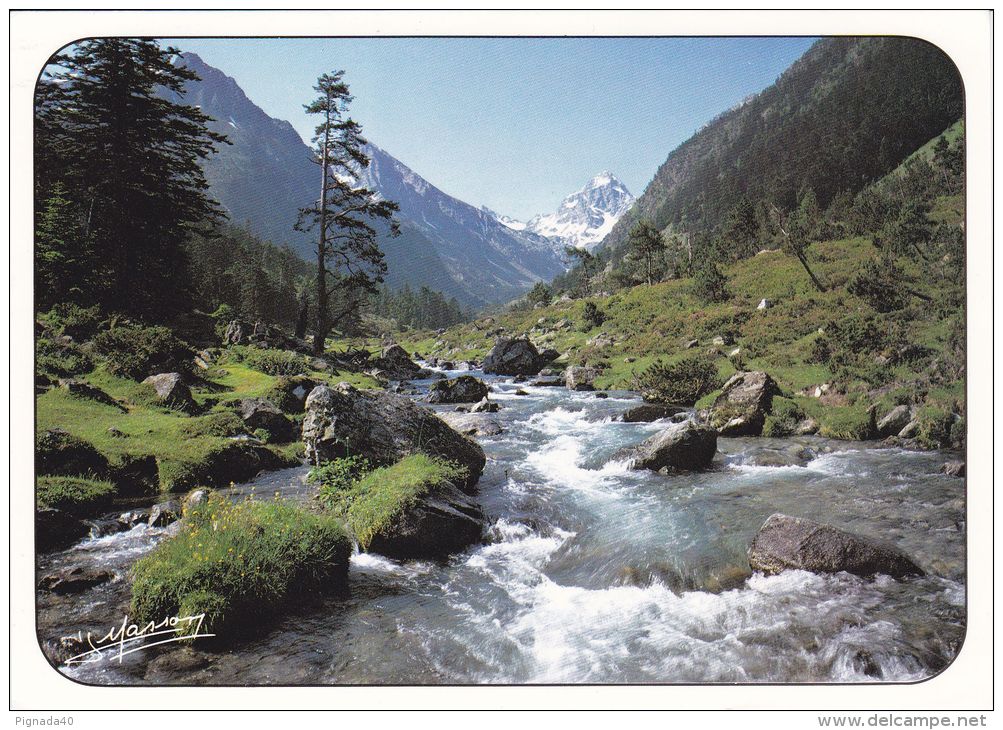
[437,411,505,437]
[709,371,780,436]
[747,513,924,578]
[620,403,688,423]
[302,383,485,491]
[941,460,965,477]
[482,337,545,376]
[613,420,718,472]
[564,365,597,391]
[426,375,489,404]
[877,405,913,438]
[149,500,182,527]
[375,343,423,380]
[363,478,486,560]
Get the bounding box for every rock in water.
[877,405,913,438]
[709,371,780,436]
[482,338,544,376]
[437,412,505,437]
[564,365,597,391]
[364,479,486,560]
[238,398,296,441]
[35,508,89,552]
[303,383,486,490]
[470,397,500,413]
[613,421,718,472]
[149,500,182,527]
[426,375,489,404]
[375,344,422,380]
[142,373,197,413]
[747,513,924,578]
[620,404,688,423]
[941,460,965,477]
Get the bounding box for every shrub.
[526,282,553,307]
[762,397,807,437]
[581,301,607,330]
[37,475,116,515]
[232,347,309,377]
[636,355,722,405]
[130,494,352,637]
[309,456,372,510]
[693,261,730,303]
[156,441,290,492]
[817,405,875,441]
[847,258,908,312]
[40,303,103,340]
[915,406,957,450]
[92,325,193,380]
[36,337,94,378]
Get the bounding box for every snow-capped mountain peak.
[489,172,635,252]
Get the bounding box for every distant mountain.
[170,52,565,308]
[596,37,964,260]
[523,172,635,251]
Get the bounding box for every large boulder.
[709,371,780,436]
[36,429,109,478]
[426,375,489,404]
[748,513,924,579]
[375,344,422,380]
[565,365,597,391]
[613,421,718,472]
[877,405,913,438]
[438,412,505,437]
[36,508,89,552]
[620,404,688,423]
[482,338,544,376]
[238,398,296,442]
[142,373,197,412]
[302,383,486,490]
[363,479,486,560]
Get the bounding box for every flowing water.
[38,365,966,685]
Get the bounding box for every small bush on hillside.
[636,355,722,405]
[92,325,193,380]
[526,282,553,307]
[231,346,309,377]
[693,261,730,303]
[581,301,607,330]
[36,337,94,378]
[847,258,908,312]
[39,303,104,340]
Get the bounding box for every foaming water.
[39,367,966,685]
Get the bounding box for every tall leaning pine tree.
[297,71,398,355]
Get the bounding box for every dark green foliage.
[309,455,372,510]
[582,301,607,330]
[39,303,103,340]
[626,219,666,285]
[369,284,469,330]
[878,200,934,260]
[636,355,722,405]
[525,282,553,307]
[762,397,807,437]
[92,325,193,380]
[297,71,398,354]
[693,261,730,303]
[231,347,309,377]
[848,258,909,312]
[563,246,597,296]
[36,337,94,379]
[35,38,228,320]
[186,224,313,332]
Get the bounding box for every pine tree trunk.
[313,92,332,357]
[797,252,826,292]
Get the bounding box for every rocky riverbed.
[38,363,965,685]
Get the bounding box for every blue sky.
[164,37,816,220]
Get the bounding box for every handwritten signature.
[62,614,214,665]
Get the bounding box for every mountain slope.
[597,37,964,258]
[171,52,565,308]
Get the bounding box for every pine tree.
[35,39,228,319]
[771,189,826,292]
[296,71,398,355]
[626,219,666,285]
